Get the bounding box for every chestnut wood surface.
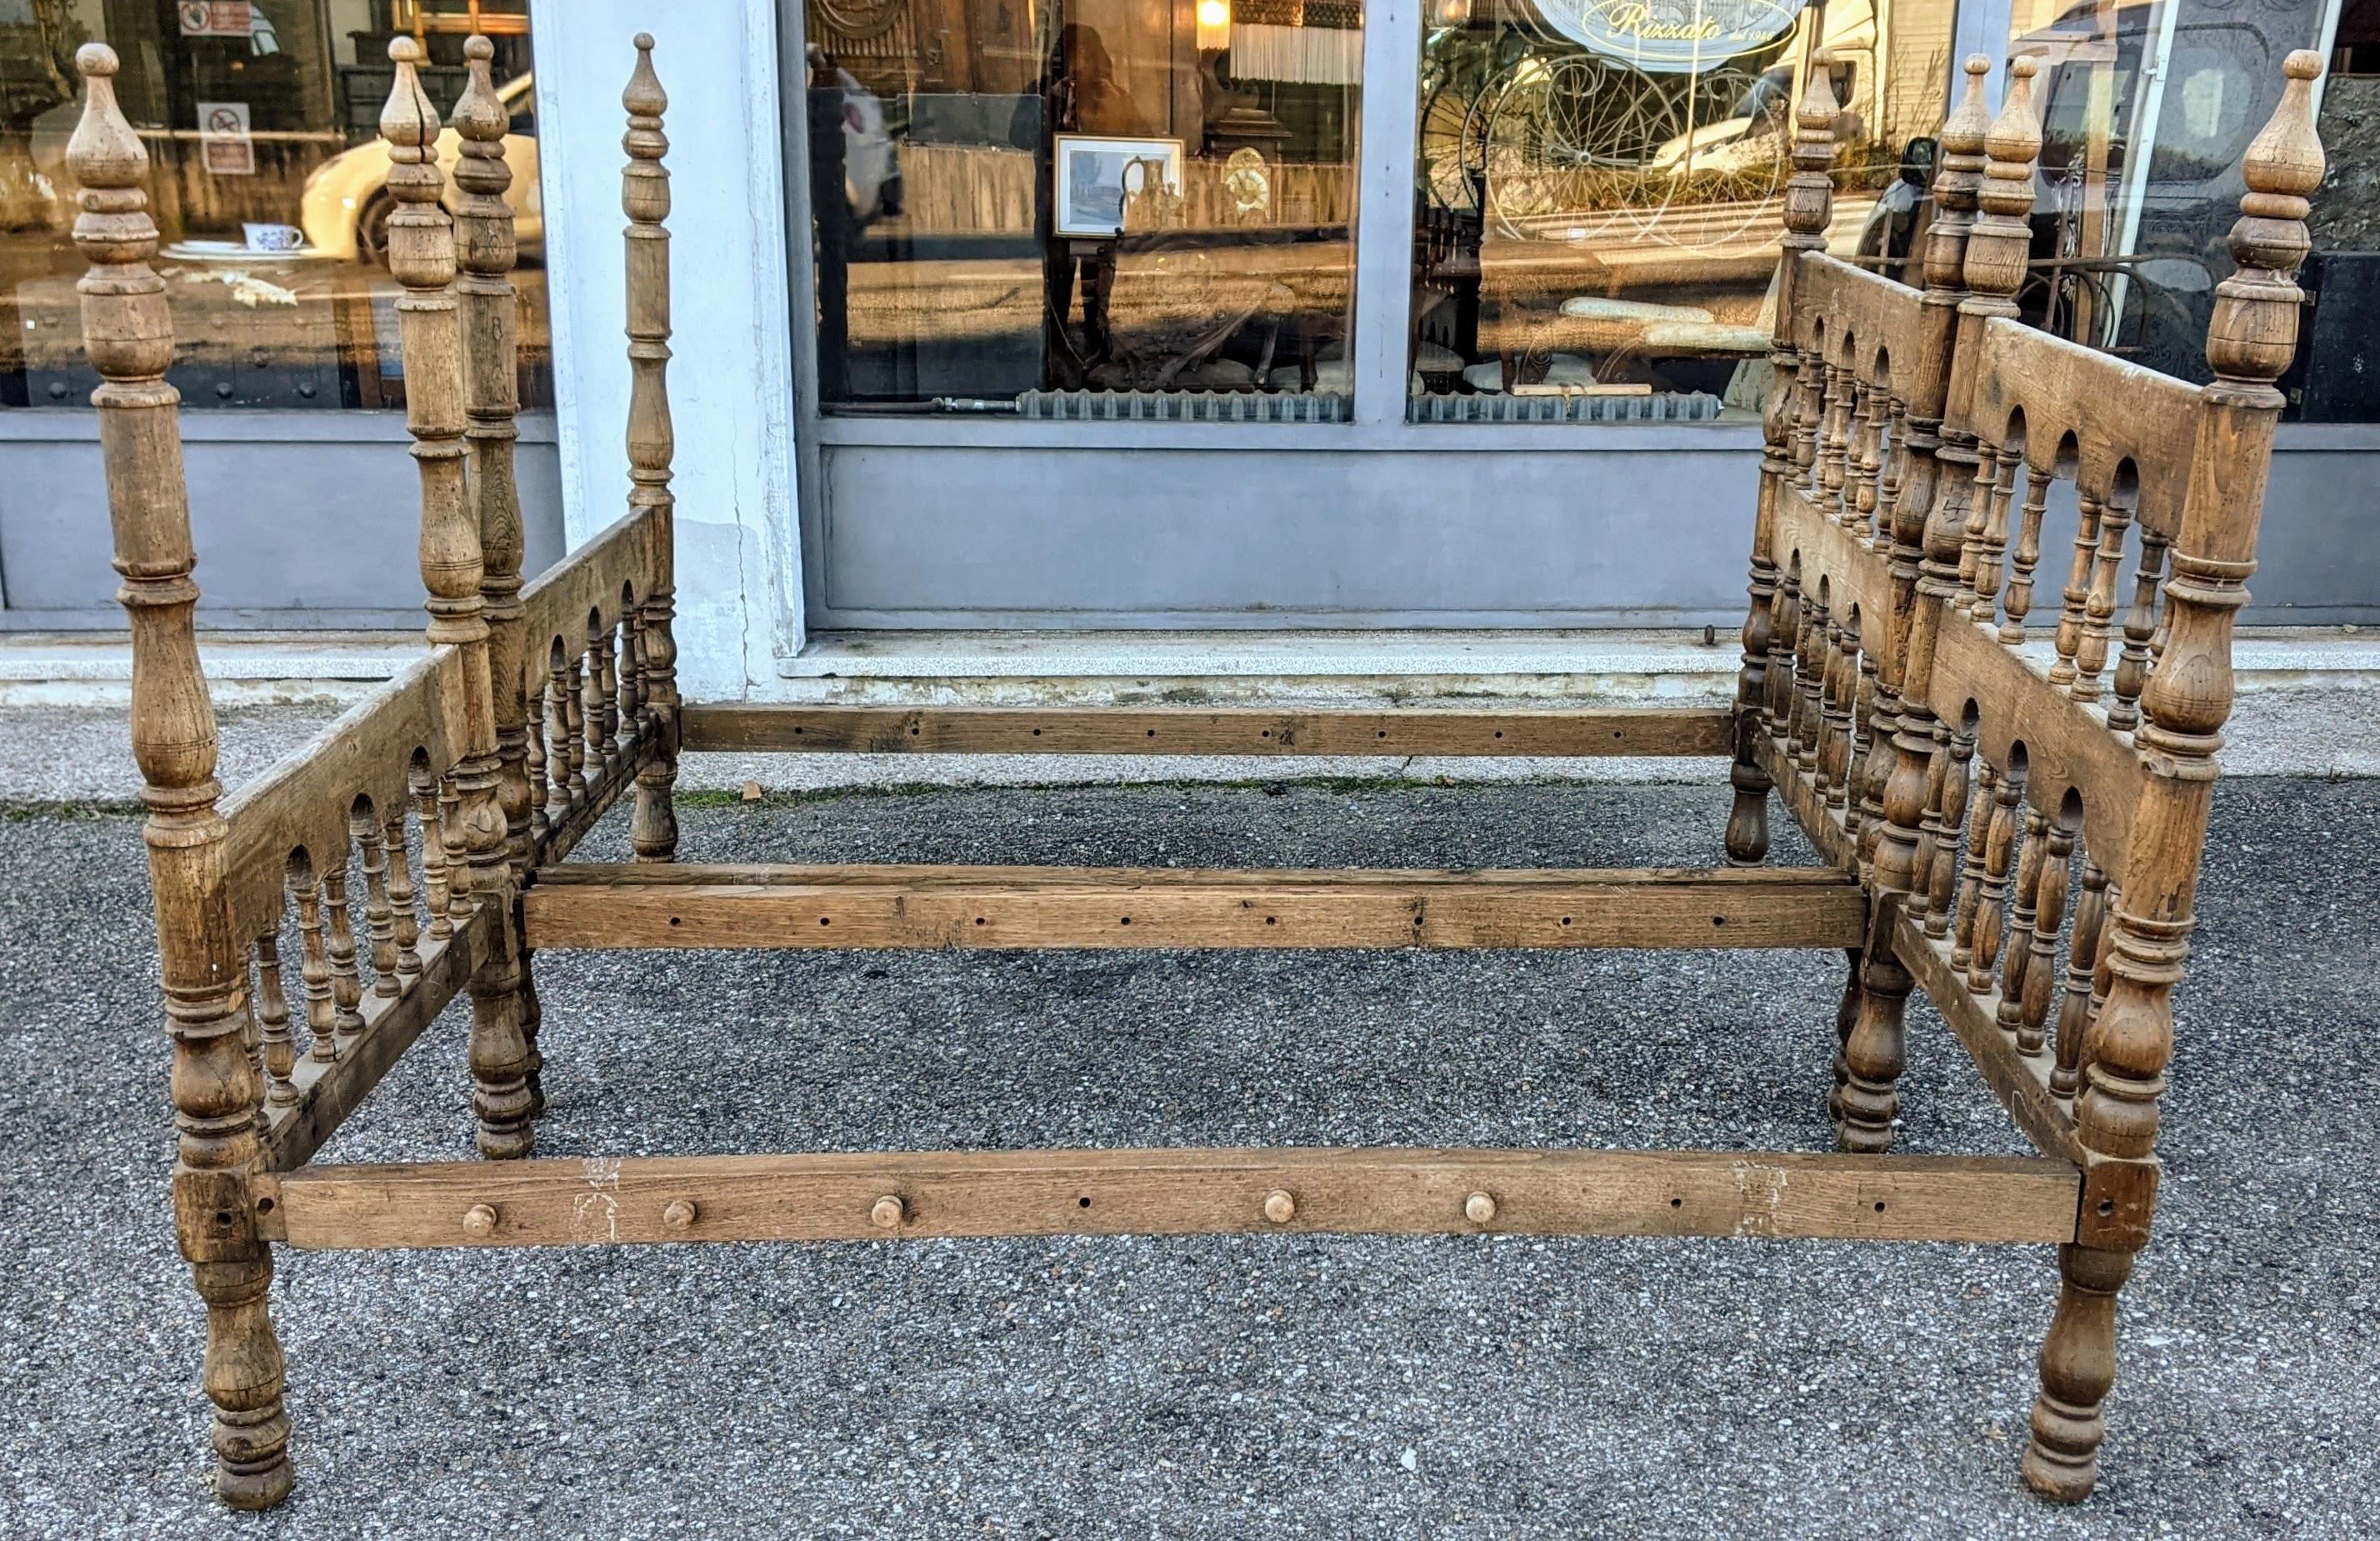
[261,1148,2082,1250]
[522,863,1868,951]
[678,704,1735,758]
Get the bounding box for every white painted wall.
[532,1,803,700]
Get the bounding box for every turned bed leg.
[1833,926,1912,1153]
[72,44,294,1508]
[623,35,681,863]
[2023,1243,2130,1500]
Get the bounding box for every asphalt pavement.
[2,775,2374,1538]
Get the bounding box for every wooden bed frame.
[68,34,2325,1509]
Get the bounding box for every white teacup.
[242,222,303,253]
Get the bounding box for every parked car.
[301,72,543,263]
[300,68,899,264]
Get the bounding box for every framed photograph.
[1052,134,1186,238]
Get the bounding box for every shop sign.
[178,1,254,36]
[198,102,255,176]
[1537,0,1808,73]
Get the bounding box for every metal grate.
[1407,391,1727,423]
[1012,390,1352,423]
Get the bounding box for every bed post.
[2024,52,2322,1504]
[71,44,292,1508]
[623,34,681,863]
[1726,53,1837,865]
[382,39,535,1158]
[450,33,544,1112]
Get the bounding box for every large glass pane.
[800,0,1361,415]
[1410,0,1954,421]
[0,2,548,411]
[2006,0,2336,395]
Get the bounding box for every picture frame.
[1052,133,1186,237]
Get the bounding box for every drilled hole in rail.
[818,917,831,927]
[668,916,681,927]
[1265,916,1278,925]
[1032,728,1042,736]
[1712,915,1727,927]
[1078,1196,1092,1208]
[2096,1198,2113,1216]
[1560,917,1572,926]
[256,1197,275,1214]
[973,917,986,926]
[1119,916,1132,925]
[213,1209,232,1227]
[1873,1201,1886,1213]
[1669,1197,1682,1208]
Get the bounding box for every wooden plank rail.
[521,864,1867,951]
[258,1147,2082,1249]
[678,704,1733,758]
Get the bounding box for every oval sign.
[1538,0,1810,74]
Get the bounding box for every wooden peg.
[1463,1192,1497,1225]
[662,1199,698,1232]
[870,1194,906,1229]
[1262,1189,1297,1224]
[462,1203,498,1238]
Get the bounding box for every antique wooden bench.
[67,33,2324,1509]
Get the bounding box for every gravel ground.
[2,778,2375,1538]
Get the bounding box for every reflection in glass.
[2008,0,2328,384]
[803,0,1362,413]
[1411,0,1954,418]
[0,1,548,411]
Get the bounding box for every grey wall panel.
[814,437,2380,629]
[817,442,1762,628]
[0,412,566,627]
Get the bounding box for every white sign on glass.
[1538,0,1809,73]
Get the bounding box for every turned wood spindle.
[2071,496,2132,702]
[322,861,364,1051]
[2049,856,2107,1094]
[1995,803,2051,1037]
[412,763,452,940]
[624,33,683,864]
[292,868,336,1064]
[1949,758,1998,968]
[2018,818,2079,1059]
[383,807,422,983]
[354,807,399,1000]
[1922,728,1975,936]
[2109,531,2168,732]
[1963,764,2024,996]
[253,933,296,1108]
[2002,462,2052,643]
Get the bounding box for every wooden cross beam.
[258,1148,2082,1250]
[521,864,1868,951]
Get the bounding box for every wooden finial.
[1964,58,2040,308]
[1922,57,1992,291]
[1782,50,1838,245]
[2207,50,2325,396]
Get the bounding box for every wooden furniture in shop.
[69,32,2325,1508]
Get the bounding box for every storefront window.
[1408,0,1953,420]
[801,0,1362,414]
[0,1,548,411]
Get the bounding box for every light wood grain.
[678,704,1734,758]
[521,864,1868,951]
[261,1147,2081,1249]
